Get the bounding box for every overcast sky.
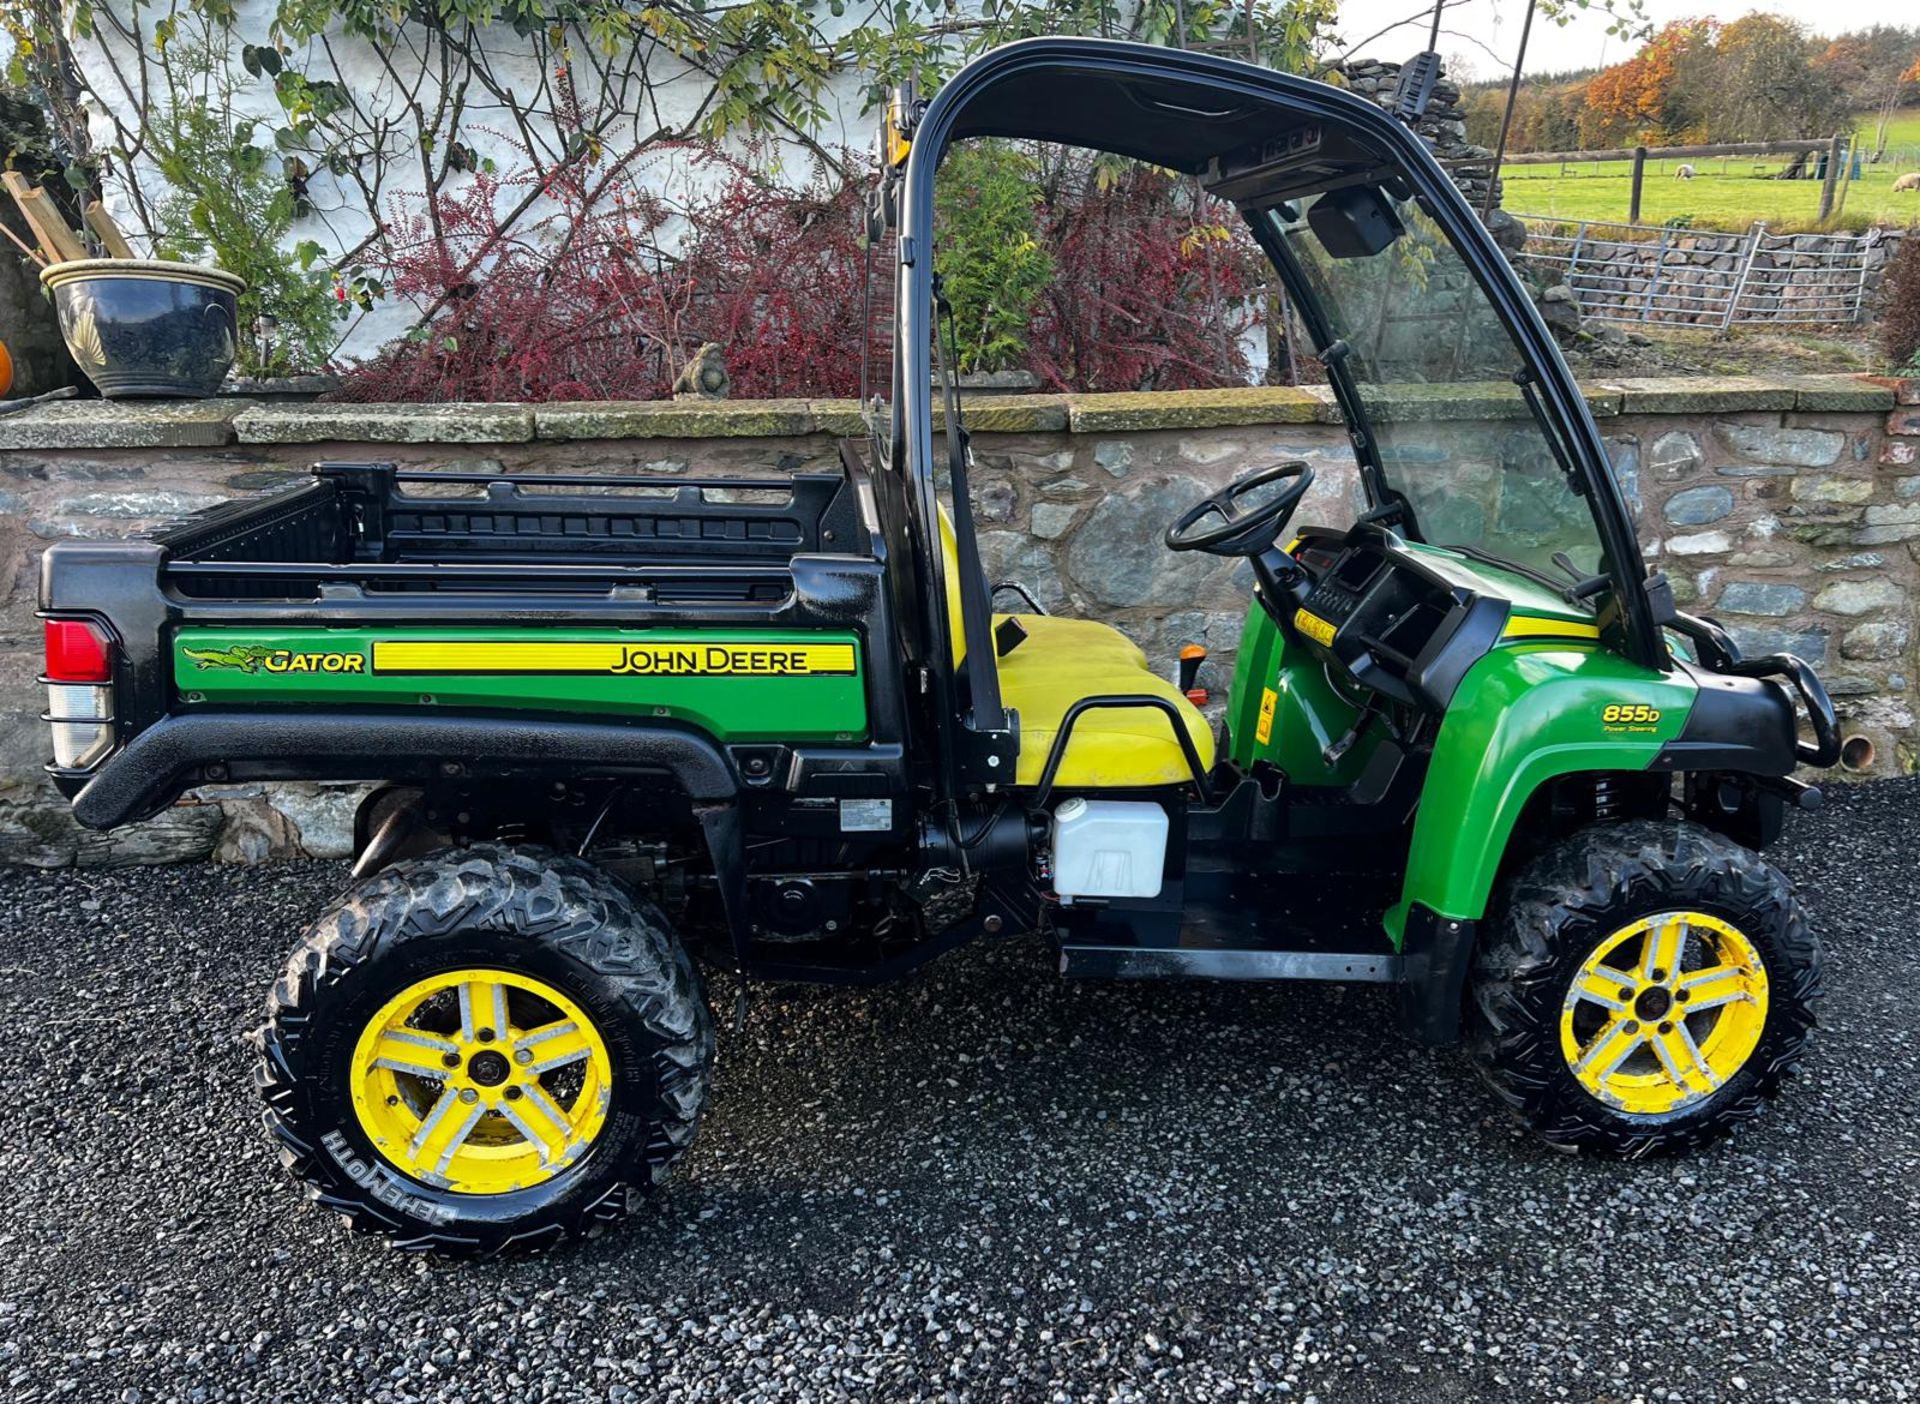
[1331,0,1913,83]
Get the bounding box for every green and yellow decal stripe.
[172,626,868,742]
[1501,613,1601,645]
[370,639,857,677]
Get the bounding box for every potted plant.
[41,257,244,398]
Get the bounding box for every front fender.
[1385,644,1697,939]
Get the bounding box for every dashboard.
[1284,526,1516,712]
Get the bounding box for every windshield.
[1267,193,1607,586]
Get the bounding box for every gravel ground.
[2,783,1918,1404]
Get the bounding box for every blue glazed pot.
[41,258,245,398]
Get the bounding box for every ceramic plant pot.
[41,258,244,398]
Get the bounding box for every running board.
[1059,945,1402,983]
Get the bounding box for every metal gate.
[1516,216,1877,328]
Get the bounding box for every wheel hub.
[467,1049,511,1086]
[348,968,613,1195]
[1558,911,1770,1116]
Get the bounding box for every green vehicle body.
[1225,543,1698,945]
[173,627,870,743]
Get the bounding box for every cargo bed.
[38,457,909,830]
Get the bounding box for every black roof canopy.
[937,41,1401,179]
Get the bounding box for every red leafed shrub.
[334,145,882,403]
[675,175,883,399]
[334,149,683,402]
[334,141,1264,402]
[1027,160,1268,392]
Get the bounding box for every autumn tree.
[1579,19,1715,145]
[1702,14,1848,144]
[1814,30,1920,156]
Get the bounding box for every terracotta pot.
[41,258,244,398]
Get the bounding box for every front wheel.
[1468,820,1820,1157]
[256,844,713,1253]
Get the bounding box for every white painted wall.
[71,1,885,361]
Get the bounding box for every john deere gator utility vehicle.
[40,38,1838,1252]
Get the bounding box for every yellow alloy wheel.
[1558,911,1770,1116]
[349,968,613,1195]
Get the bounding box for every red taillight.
[44,618,112,682]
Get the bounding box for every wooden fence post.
[1817,134,1843,224]
[1629,146,1647,223]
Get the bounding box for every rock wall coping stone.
[0,376,1890,452]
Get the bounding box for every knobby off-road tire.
[256,844,713,1254]
[1468,820,1819,1158]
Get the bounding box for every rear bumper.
[67,711,740,829]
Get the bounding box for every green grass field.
[1499,110,1920,232]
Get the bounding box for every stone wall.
[1,375,1915,865]
[1338,58,1499,213]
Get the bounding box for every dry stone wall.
[0,375,1915,866]
[1338,57,1499,213]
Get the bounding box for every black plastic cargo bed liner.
[156,461,862,601]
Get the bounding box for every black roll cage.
[883,37,1662,801]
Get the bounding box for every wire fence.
[1515,216,1891,328]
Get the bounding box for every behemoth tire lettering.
[261,651,366,674]
[320,1130,456,1226]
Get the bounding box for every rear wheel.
[257,844,713,1253]
[1468,820,1819,1157]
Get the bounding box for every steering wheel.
[1164,461,1315,556]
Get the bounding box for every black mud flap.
[1398,904,1476,1046]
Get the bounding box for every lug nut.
[504,1086,524,1101]
[476,1027,495,1044]
[514,1048,534,1065]
[1675,989,1691,1003]
[1618,986,1635,1001]
[459,1088,479,1104]
[1658,1021,1673,1034]
[1622,1021,1639,1034]
[442,1052,461,1069]
[1651,968,1667,982]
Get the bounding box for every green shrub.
[934,143,1053,374]
[148,38,341,375]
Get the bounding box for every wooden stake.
[83,200,135,258]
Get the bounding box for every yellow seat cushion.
[934,503,1212,788]
[1000,613,1149,670]
[998,622,1215,788]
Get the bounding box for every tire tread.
[255,843,713,1255]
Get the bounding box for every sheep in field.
[1896,173,1920,194]
[1675,163,1696,180]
